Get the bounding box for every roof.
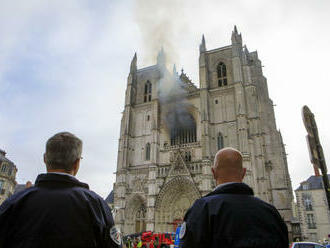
[0,150,14,164]
[105,190,114,204]
[296,174,330,191]
[179,71,198,92]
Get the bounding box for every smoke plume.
[134,0,187,67]
[134,0,195,146]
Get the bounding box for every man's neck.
[47,169,75,176]
[214,181,241,191]
[216,179,241,186]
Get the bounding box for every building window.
[217,62,227,87]
[169,113,197,146]
[8,167,13,176]
[217,132,224,150]
[215,99,218,104]
[184,151,192,162]
[303,193,313,211]
[144,80,152,102]
[146,143,151,161]
[302,184,309,190]
[0,180,4,195]
[147,115,150,121]
[1,164,7,173]
[307,213,316,229]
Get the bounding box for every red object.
[141,232,174,248]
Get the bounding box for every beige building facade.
[0,149,17,204]
[113,27,293,235]
[295,175,330,242]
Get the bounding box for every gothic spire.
[157,47,166,66]
[234,25,238,34]
[199,34,206,53]
[242,45,250,64]
[130,52,137,73]
[173,64,177,75]
[243,45,249,54]
[231,25,242,44]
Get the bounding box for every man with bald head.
[179,147,288,248]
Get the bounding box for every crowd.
[0,131,289,248]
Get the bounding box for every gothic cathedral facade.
[113,27,293,235]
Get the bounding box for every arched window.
[217,132,224,150]
[135,205,146,232]
[146,143,151,161]
[1,164,7,173]
[217,62,227,87]
[184,151,192,162]
[169,113,197,146]
[144,80,152,102]
[8,167,12,176]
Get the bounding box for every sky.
[1,0,330,198]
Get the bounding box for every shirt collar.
[35,173,89,189]
[47,172,76,179]
[214,182,238,191]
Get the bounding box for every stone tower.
[0,149,17,204]
[113,26,293,235]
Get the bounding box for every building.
[0,149,17,204]
[105,190,114,210]
[113,26,293,235]
[295,174,330,242]
[291,201,302,241]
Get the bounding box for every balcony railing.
[163,142,200,151]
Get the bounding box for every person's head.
[212,147,246,185]
[44,132,82,175]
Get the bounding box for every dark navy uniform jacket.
[0,173,121,248]
[180,183,288,248]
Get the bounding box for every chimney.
[313,163,320,176]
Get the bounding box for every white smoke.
[134,0,188,67]
[134,0,195,143]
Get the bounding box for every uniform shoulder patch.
[179,222,186,239]
[110,226,122,245]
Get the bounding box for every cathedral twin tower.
[113,26,293,235]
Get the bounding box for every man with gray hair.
[0,132,121,248]
[179,147,289,248]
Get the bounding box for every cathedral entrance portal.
[124,194,147,234]
[155,176,201,232]
[135,205,146,233]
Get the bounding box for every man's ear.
[73,159,80,176]
[44,154,50,171]
[241,168,247,180]
[211,167,215,178]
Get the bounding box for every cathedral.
[113,26,293,235]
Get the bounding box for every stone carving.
[131,176,147,193]
[154,176,201,232]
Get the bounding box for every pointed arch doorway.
[124,194,147,234]
[154,176,201,232]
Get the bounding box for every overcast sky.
[1,0,330,198]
